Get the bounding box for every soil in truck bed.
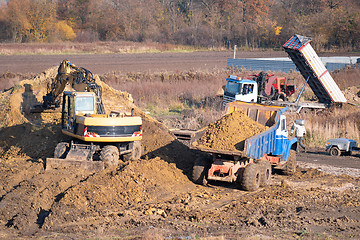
[193,110,267,152]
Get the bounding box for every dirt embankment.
[0,66,359,239]
[0,66,197,236]
[194,110,266,151]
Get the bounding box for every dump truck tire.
[241,163,261,191]
[100,145,119,168]
[54,142,69,159]
[283,149,296,175]
[256,160,271,187]
[329,146,341,156]
[123,141,142,161]
[192,157,209,185]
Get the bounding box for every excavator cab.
[61,91,97,133]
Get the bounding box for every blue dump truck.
[190,101,298,191]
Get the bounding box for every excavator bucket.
[46,158,104,171]
[46,143,105,171]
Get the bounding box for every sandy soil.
[0,63,359,239]
[194,110,266,151]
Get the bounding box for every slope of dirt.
[0,65,198,236]
[42,157,194,233]
[194,110,266,151]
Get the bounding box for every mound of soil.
[0,66,195,165]
[42,157,194,233]
[194,110,266,151]
[0,65,197,236]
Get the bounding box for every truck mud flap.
[46,158,104,171]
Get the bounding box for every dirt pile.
[0,65,199,237]
[0,66,195,165]
[42,157,194,233]
[194,110,266,151]
[343,86,360,105]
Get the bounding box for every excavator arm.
[34,60,105,114]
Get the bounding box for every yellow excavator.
[35,60,142,171]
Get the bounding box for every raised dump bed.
[283,34,347,104]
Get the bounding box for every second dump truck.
[191,101,298,191]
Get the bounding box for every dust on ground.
[194,110,266,151]
[0,66,359,239]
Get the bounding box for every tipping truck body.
[190,101,297,191]
[283,34,347,104]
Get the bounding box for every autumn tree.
[0,0,358,50]
[4,0,58,42]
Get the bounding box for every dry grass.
[0,41,209,55]
[101,70,228,129]
[331,64,360,90]
[288,104,360,147]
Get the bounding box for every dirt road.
[1,51,357,74]
[0,51,287,74]
[298,149,360,177]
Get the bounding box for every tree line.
[0,0,359,51]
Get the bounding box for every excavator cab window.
[75,96,95,114]
[61,94,75,132]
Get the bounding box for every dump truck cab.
[223,76,258,104]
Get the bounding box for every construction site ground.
[0,53,359,239]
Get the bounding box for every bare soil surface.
[0,51,310,74]
[0,61,359,239]
[1,51,358,75]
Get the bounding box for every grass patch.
[0,41,213,56]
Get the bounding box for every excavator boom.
[31,60,105,114]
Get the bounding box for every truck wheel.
[101,145,119,168]
[192,157,210,185]
[256,160,272,187]
[241,163,261,191]
[329,146,341,156]
[283,149,296,175]
[123,141,142,161]
[54,142,69,159]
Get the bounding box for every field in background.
[0,41,215,55]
